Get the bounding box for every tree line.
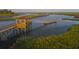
[0,9,16,16]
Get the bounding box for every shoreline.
[11,24,79,49]
[0,14,49,21]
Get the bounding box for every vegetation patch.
[11,25,79,49]
[0,18,16,21]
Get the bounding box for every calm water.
[0,15,79,37]
[31,15,79,37]
[0,21,16,30]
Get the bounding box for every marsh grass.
[0,14,48,21]
[11,25,79,49]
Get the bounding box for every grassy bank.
[0,18,16,21]
[1,12,79,21]
[0,14,48,21]
[11,24,79,49]
[63,18,79,21]
[51,12,79,16]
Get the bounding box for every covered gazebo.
[15,16,32,31]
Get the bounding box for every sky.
[10,9,79,12]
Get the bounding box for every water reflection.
[0,15,79,37]
[31,15,79,37]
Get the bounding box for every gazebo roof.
[16,16,29,19]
